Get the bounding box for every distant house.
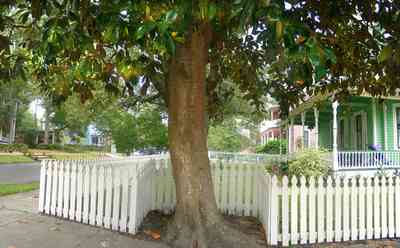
[84,125,106,147]
[259,105,317,152]
[0,127,9,144]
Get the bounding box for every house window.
[355,114,363,150]
[397,107,400,148]
[303,130,309,148]
[339,119,345,150]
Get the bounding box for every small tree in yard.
[2,1,400,247]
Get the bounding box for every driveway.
[0,190,169,248]
[0,162,41,184]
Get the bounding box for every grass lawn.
[0,182,39,197]
[29,149,105,160]
[0,155,34,164]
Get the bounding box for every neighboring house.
[285,92,400,174]
[63,125,105,147]
[85,125,106,147]
[260,105,317,152]
[0,126,8,144]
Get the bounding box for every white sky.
[29,99,45,121]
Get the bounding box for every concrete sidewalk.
[0,191,169,248]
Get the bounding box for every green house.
[285,93,400,173]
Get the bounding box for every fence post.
[38,160,47,213]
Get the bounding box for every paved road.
[0,191,169,248]
[0,162,41,184]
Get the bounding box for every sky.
[29,99,45,121]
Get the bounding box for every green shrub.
[256,139,287,154]
[288,149,330,177]
[0,144,29,154]
[265,149,330,177]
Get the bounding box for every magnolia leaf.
[165,10,178,22]
[378,45,392,62]
[276,21,283,40]
[135,22,156,40]
[208,3,218,20]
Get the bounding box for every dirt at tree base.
[132,210,266,247]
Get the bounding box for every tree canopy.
[1,1,400,247]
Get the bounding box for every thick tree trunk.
[166,24,263,248]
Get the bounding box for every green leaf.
[324,48,336,64]
[165,33,176,55]
[165,10,178,22]
[135,22,156,40]
[208,3,217,20]
[315,65,327,80]
[378,45,392,62]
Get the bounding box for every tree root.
[163,217,265,248]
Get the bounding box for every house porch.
[286,95,400,173]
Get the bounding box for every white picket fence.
[266,175,400,246]
[38,155,266,235]
[38,154,400,247]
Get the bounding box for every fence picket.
[395,177,400,237]
[299,176,307,244]
[119,167,129,232]
[244,165,252,216]
[334,177,342,242]
[359,177,366,240]
[63,161,71,219]
[229,164,237,215]
[69,162,77,220]
[326,177,334,243]
[388,176,395,238]
[317,177,325,243]
[374,176,381,239]
[112,167,121,231]
[38,160,47,213]
[57,161,64,217]
[366,177,373,239]
[89,164,97,225]
[343,178,350,241]
[76,162,83,222]
[290,176,298,245]
[381,177,388,238]
[44,160,52,215]
[350,177,358,240]
[82,162,91,224]
[51,161,59,216]
[269,175,278,246]
[309,177,317,244]
[96,166,105,227]
[281,176,289,246]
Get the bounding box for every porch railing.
[338,151,400,170]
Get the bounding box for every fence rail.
[338,151,400,170]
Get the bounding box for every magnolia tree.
[1,1,399,247]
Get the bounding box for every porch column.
[332,101,339,172]
[372,98,378,144]
[301,112,306,149]
[288,118,294,153]
[314,107,319,149]
[384,103,388,150]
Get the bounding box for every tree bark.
[166,24,263,248]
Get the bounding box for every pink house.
[260,105,317,153]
